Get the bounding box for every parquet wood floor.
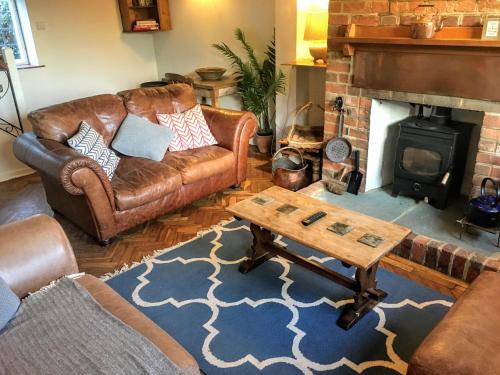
[0,147,467,297]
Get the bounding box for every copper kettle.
[410,14,444,39]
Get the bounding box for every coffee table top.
[226,186,411,269]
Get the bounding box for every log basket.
[272,147,308,191]
[286,102,325,150]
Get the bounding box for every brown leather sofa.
[0,214,199,374]
[14,84,256,244]
[407,271,500,375]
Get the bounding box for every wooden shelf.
[282,59,327,69]
[334,25,500,55]
[334,36,500,48]
[118,0,171,32]
[338,25,500,103]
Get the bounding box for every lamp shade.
[304,11,328,41]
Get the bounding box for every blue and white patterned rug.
[106,219,453,374]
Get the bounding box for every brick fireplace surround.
[318,0,500,282]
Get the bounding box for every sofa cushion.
[163,145,235,185]
[117,84,197,124]
[157,104,218,152]
[67,121,121,180]
[408,271,500,375]
[0,276,20,332]
[28,94,127,145]
[112,157,182,211]
[112,114,175,161]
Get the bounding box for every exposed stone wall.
[324,0,500,194]
[474,113,500,196]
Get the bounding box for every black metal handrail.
[0,65,23,137]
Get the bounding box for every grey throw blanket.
[0,278,185,375]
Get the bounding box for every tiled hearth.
[301,181,500,283]
[319,0,500,282]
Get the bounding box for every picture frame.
[482,15,500,40]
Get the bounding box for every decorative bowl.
[195,67,226,81]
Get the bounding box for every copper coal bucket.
[272,147,308,191]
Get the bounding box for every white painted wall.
[365,100,411,191]
[294,0,326,133]
[275,0,327,141]
[0,0,158,182]
[275,0,297,140]
[153,0,275,110]
[0,0,281,181]
[21,0,158,108]
[0,48,28,181]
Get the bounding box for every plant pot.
[255,133,273,154]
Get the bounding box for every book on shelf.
[133,25,159,31]
[136,19,158,25]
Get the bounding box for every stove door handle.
[440,166,453,186]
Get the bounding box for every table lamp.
[304,10,328,63]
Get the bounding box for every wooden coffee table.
[226,186,411,330]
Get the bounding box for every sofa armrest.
[202,106,257,182]
[77,275,200,374]
[14,132,116,210]
[0,215,79,298]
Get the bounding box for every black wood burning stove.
[392,107,473,209]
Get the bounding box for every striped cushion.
[157,104,217,152]
[67,122,120,180]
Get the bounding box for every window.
[0,0,37,66]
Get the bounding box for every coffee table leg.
[239,224,275,274]
[337,262,387,330]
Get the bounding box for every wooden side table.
[185,74,238,108]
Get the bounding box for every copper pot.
[410,15,444,39]
[272,147,308,191]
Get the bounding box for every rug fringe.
[100,218,236,281]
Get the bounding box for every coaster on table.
[276,204,299,215]
[357,233,384,248]
[251,196,274,206]
[328,222,353,236]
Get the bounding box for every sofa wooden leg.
[98,238,113,247]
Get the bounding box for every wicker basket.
[272,147,308,191]
[286,102,325,150]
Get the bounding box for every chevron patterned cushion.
[67,121,120,180]
[157,104,217,152]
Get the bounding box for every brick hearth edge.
[300,181,500,283]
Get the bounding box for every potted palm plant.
[213,29,286,154]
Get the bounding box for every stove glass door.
[402,147,442,177]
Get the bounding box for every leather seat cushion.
[408,271,500,375]
[163,145,235,185]
[76,275,199,375]
[112,157,182,211]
